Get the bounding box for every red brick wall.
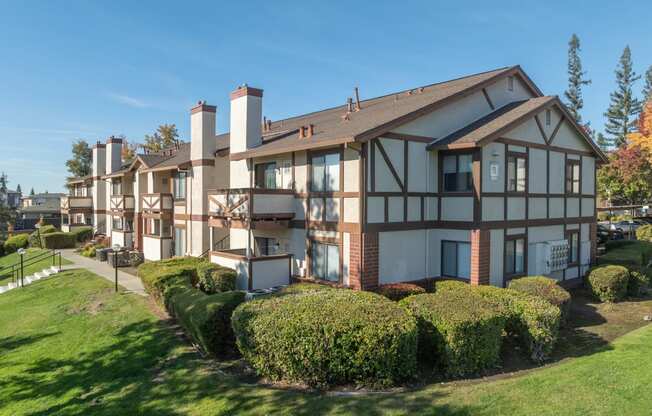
[349,232,379,290]
[589,222,597,265]
[470,229,490,286]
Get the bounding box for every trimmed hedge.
[433,280,560,362]
[508,276,571,326]
[474,286,560,362]
[628,268,649,297]
[138,257,204,302]
[232,289,418,387]
[3,234,29,254]
[275,282,334,296]
[400,291,505,376]
[376,283,426,301]
[165,286,245,356]
[28,225,57,247]
[587,265,630,302]
[599,240,652,270]
[41,232,77,249]
[196,262,237,293]
[71,226,93,242]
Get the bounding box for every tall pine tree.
[604,46,642,147]
[564,34,591,123]
[643,65,652,102]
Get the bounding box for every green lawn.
[0,248,72,286]
[2,270,652,415]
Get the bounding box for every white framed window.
[507,155,527,192]
[442,153,473,192]
[311,152,340,191]
[545,109,552,126]
[441,241,471,279]
[508,76,514,91]
[173,172,187,199]
[505,237,525,276]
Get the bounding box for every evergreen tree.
[604,46,642,147]
[564,34,591,123]
[0,173,6,192]
[65,139,93,177]
[30,188,35,196]
[16,184,21,194]
[596,132,609,150]
[643,65,652,102]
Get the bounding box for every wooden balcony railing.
[207,188,295,221]
[110,194,135,212]
[60,196,92,212]
[141,193,173,212]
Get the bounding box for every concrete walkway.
[60,249,146,296]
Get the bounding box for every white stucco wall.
[379,230,427,283]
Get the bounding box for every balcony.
[210,248,292,291]
[60,196,92,213]
[141,193,173,212]
[207,188,294,229]
[110,194,135,213]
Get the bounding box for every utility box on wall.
[528,240,569,276]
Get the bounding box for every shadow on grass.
[0,317,475,416]
[0,332,59,353]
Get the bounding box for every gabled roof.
[229,66,542,160]
[427,96,608,162]
[66,175,92,184]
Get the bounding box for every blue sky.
[0,0,650,194]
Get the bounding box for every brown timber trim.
[472,148,482,223]
[496,137,595,157]
[190,159,215,167]
[533,114,549,144]
[381,132,435,143]
[548,114,566,145]
[482,88,495,110]
[365,216,597,232]
[375,138,404,191]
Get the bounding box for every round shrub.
[508,276,571,326]
[232,289,417,387]
[3,234,29,254]
[138,257,204,301]
[275,282,334,296]
[474,286,560,362]
[376,283,426,301]
[636,224,652,242]
[587,265,629,303]
[196,262,237,293]
[399,291,506,377]
[627,267,649,297]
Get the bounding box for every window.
[254,237,278,256]
[545,109,552,126]
[254,162,277,189]
[505,237,525,276]
[508,76,514,91]
[173,172,187,199]
[441,241,471,279]
[111,181,122,196]
[311,153,340,191]
[507,155,526,192]
[125,219,133,232]
[566,160,580,194]
[567,231,579,265]
[112,216,122,230]
[174,228,186,256]
[311,241,340,282]
[443,154,473,192]
[151,219,161,236]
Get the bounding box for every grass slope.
[0,248,71,286]
[1,271,652,415]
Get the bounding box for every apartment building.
[207,66,606,291]
[63,106,229,260]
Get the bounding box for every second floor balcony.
[60,195,92,213]
[207,188,295,227]
[110,194,135,212]
[141,193,173,212]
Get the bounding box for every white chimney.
[92,141,106,178]
[229,85,263,153]
[106,136,123,174]
[190,101,217,160]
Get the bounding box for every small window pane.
[326,244,340,282]
[573,164,580,194]
[457,243,471,279]
[325,153,340,191]
[458,154,472,173]
[507,157,516,192]
[442,241,457,276]
[515,239,525,273]
[443,155,457,173]
[517,158,526,192]
[505,240,515,275]
[312,156,325,191]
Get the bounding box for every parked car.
[597,224,622,243]
[608,220,646,233]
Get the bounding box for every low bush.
[275,282,334,296]
[600,240,652,269]
[628,268,649,297]
[474,286,561,362]
[508,276,571,326]
[195,262,237,293]
[636,224,652,242]
[400,291,505,377]
[138,257,204,302]
[0,242,4,257]
[586,265,629,303]
[70,226,93,242]
[166,286,245,356]
[41,232,77,249]
[3,234,29,254]
[28,225,57,247]
[376,283,426,301]
[232,289,417,387]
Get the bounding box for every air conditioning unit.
[528,240,569,275]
